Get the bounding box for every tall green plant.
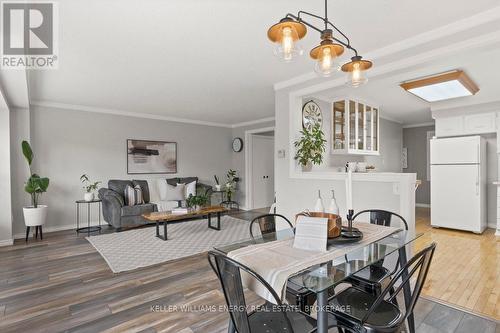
[294,124,327,167]
[225,169,238,201]
[22,141,49,208]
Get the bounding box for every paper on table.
[293,216,328,252]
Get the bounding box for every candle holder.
[342,209,363,239]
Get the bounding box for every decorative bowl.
[296,211,342,239]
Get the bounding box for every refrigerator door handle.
[476,166,480,196]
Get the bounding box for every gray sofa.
[98,178,212,230]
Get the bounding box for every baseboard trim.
[415,203,431,208]
[0,239,14,247]
[487,221,497,229]
[13,221,104,240]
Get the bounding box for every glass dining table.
[215,228,423,333]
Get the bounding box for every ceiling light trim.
[400,70,479,102]
[400,70,479,94]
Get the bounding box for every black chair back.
[207,251,293,333]
[353,209,409,230]
[361,242,436,330]
[249,213,294,239]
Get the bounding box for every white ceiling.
[24,0,500,125]
[315,45,500,125]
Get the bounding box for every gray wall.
[10,106,233,235]
[403,125,434,205]
[231,120,275,208]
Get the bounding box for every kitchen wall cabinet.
[435,112,497,137]
[331,99,379,155]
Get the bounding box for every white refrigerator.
[430,136,487,233]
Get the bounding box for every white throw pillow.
[179,181,197,199]
[166,183,185,201]
[157,179,168,201]
[147,180,161,203]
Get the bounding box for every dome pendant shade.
[310,40,344,76]
[341,56,372,87]
[309,41,344,59]
[268,18,307,62]
[341,56,373,72]
[267,18,307,43]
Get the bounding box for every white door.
[252,135,274,209]
[431,136,480,165]
[431,164,480,231]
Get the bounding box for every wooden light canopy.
[400,70,479,102]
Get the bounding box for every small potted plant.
[22,141,50,229]
[294,124,327,171]
[224,169,239,201]
[80,174,101,201]
[186,193,209,211]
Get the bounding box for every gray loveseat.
[98,178,212,230]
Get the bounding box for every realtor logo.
[1,1,58,69]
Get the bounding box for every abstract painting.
[127,139,177,174]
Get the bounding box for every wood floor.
[414,207,500,320]
[0,208,498,333]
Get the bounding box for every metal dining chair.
[328,242,436,333]
[207,250,350,333]
[248,213,295,239]
[345,210,409,297]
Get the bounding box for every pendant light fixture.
[267,0,372,87]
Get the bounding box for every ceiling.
[23,0,500,125]
[315,45,500,125]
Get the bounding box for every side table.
[76,199,102,236]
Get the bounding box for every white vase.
[327,190,340,215]
[314,190,324,212]
[84,192,94,201]
[301,162,313,172]
[23,205,48,227]
[214,185,221,191]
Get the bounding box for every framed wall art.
[127,139,177,174]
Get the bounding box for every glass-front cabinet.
[331,99,379,155]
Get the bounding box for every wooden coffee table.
[142,206,228,240]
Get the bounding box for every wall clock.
[232,137,243,152]
[302,100,322,129]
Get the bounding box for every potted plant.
[224,169,239,201]
[186,193,209,211]
[294,124,327,171]
[22,141,50,229]
[80,174,101,201]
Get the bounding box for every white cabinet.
[331,99,379,155]
[436,112,496,137]
[435,116,464,137]
[464,113,496,134]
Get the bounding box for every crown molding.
[274,6,500,91]
[380,115,403,124]
[231,117,275,128]
[30,100,236,128]
[402,122,435,129]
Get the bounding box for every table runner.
[228,222,399,303]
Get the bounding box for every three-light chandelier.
[267,0,373,87]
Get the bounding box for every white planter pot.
[23,205,48,227]
[301,162,313,172]
[84,192,95,201]
[214,185,222,191]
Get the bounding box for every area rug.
[86,216,250,273]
